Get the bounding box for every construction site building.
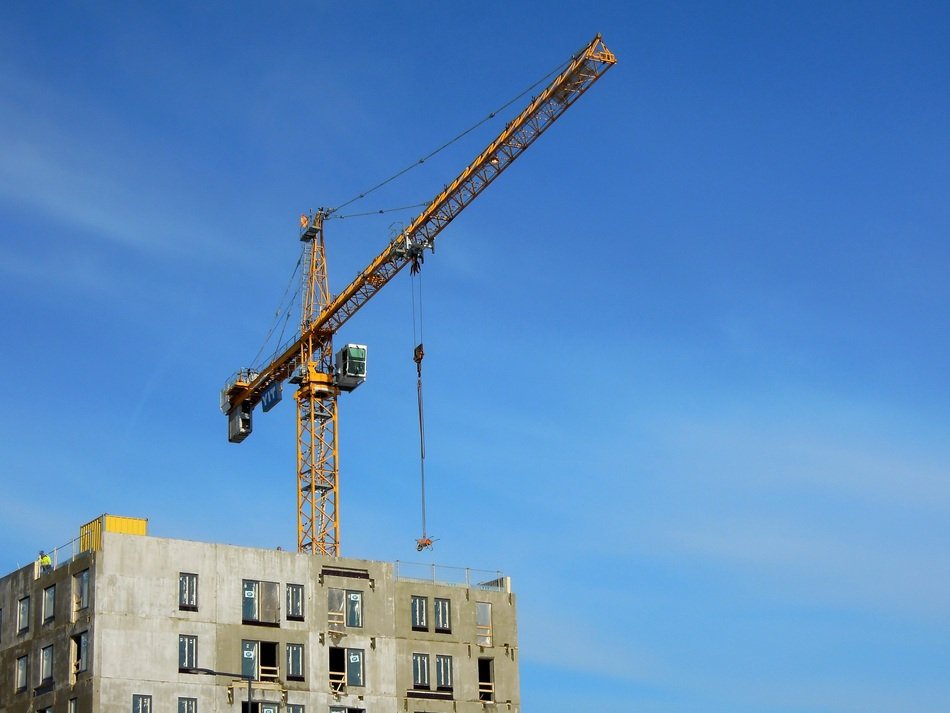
[0,516,519,713]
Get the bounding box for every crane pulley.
[221,34,617,555]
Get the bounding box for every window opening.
[329,647,345,692]
[328,589,345,633]
[411,595,427,631]
[346,648,365,687]
[132,694,152,713]
[242,640,279,681]
[16,654,29,691]
[286,584,304,621]
[477,657,494,702]
[72,631,89,676]
[243,580,279,625]
[346,590,363,627]
[434,598,451,633]
[17,596,30,632]
[286,706,304,713]
[74,569,90,612]
[329,647,364,690]
[178,698,197,713]
[179,634,197,670]
[475,601,493,647]
[329,588,362,632]
[68,698,77,713]
[260,641,279,681]
[287,643,305,681]
[412,652,429,689]
[179,573,198,611]
[436,654,454,691]
[41,644,54,683]
[43,585,56,623]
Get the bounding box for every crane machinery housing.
[221,34,616,556]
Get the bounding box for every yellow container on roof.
[79,514,148,552]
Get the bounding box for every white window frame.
[132,694,152,713]
[178,697,197,713]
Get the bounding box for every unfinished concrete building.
[0,516,519,713]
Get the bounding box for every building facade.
[0,521,519,713]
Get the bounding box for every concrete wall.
[1,532,520,713]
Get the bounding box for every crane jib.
[223,34,616,417]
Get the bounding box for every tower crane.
[221,34,616,555]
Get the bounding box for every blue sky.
[1,2,949,711]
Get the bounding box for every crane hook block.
[228,401,253,443]
[334,344,367,392]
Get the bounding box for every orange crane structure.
[221,34,616,555]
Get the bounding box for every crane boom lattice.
[222,34,616,555]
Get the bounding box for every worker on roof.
[38,550,52,574]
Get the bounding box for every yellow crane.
[221,34,616,555]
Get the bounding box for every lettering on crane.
[262,382,283,413]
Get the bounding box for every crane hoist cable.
[410,269,434,552]
[413,342,433,552]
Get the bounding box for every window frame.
[475,601,493,647]
[435,654,453,692]
[16,654,29,692]
[345,590,363,628]
[43,585,56,623]
[286,642,305,681]
[75,569,90,612]
[410,595,428,631]
[242,579,280,625]
[132,694,153,713]
[286,583,304,621]
[17,595,30,633]
[178,697,197,713]
[412,652,430,690]
[434,597,451,633]
[179,573,198,611]
[73,630,89,674]
[345,647,365,687]
[41,644,54,683]
[178,634,198,671]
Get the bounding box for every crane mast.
[222,34,616,555]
